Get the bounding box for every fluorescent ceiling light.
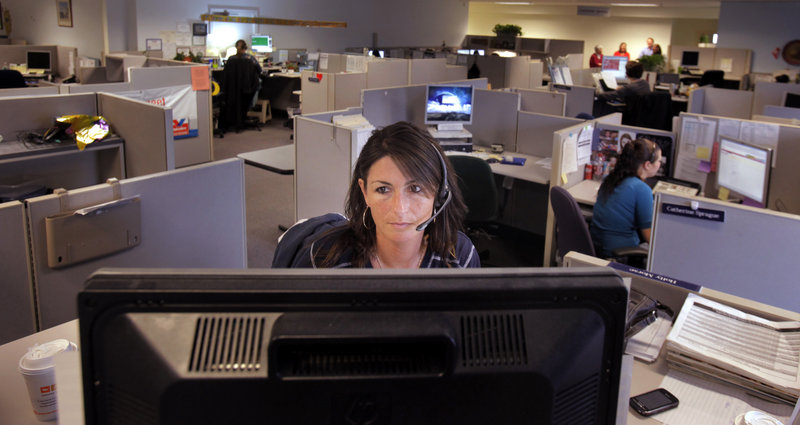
[610,3,660,6]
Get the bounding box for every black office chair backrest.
[0,69,27,89]
[621,91,673,131]
[271,213,348,268]
[549,186,595,259]
[449,155,498,224]
[700,70,725,88]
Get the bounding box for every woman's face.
[644,150,663,178]
[359,156,435,246]
[620,43,627,52]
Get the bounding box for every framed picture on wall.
[0,2,4,31]
[56,0,72,27]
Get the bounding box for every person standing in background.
[590,45,603,68]
[614,42,630,60]
[639,37,654,58]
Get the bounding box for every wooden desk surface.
[568,179,601,206]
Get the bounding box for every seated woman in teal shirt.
[590,138,662,257]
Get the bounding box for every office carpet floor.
[215,115,545,268]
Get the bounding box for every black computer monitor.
[716,136,772,205]
[79,267,627,425]
[783,91,800,109]
[27,50,52,73]
[424,84,474,129]
[680,51,700,68]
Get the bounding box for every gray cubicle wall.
[687,87,753,119]
[0,86,60,98]
[649,192,800,313]
[63,82,133,94]
[366,59,410,89]
[127,65,213,167]
[28,158,247,329]
[0,93,96,137]
[409,58,448,85]
[517,88,566,116]
[552,84,596,118]
[516,112,581,157]
[763,105,800,120]
[752,82,800,117]
[98,92,175,177]
[0,201,35,345]
[674,112,800,214]
[0,45,77,79]
[468,89,520,150]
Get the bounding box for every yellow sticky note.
[696,146,710,160]
[718,187,730,201]
[561,173,568,184]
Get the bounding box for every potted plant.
[492,24,522,49]
[639,54,665,73]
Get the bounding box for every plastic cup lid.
[18,339,77,373]
[735,411,784,425]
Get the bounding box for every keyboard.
[652,180,699,196]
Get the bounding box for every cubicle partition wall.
[127,65,213,167]
[505,57,544,90]
[318,53,349,73]
[469,89,520,150]
[762,105,800,120]
[668,45,752,81]
[409,58,449,85]
[0,201,35,344]
[516,88,566,116]
[516,112,581,157]
[62,82,133,94]
[686,86,753,119]
[649,192,800,313]
[366,59,410,89]
[300,70,367,115]
[0,93,95,137]
[751,81,800,118]
[97,92,175,177]
[28,158,247,329]
[0,85,60,98]
[0,44,77,80]
[552,84,596,118]
[673,112,800,214]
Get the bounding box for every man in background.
[639,37,654,58]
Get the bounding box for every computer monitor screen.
[424,84,473,126]
[783,91,800,109]
[680,51,700,68]
[27,50,52,72]
[251,35,273,53]
[717,136,772,204]
[79,268,627,425]
[368,50,385,58]
[601,56,628,81]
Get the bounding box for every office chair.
[220,56,262,133]
[549,186,648,267]
[450,155,499,265]
[271,213,348,268]
[0,69,27,89]
[621,91,673,131]
[699,70,725,88]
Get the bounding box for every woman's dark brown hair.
[598,138,660,202]
[316,121,467,267]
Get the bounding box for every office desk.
[0,137,126,192]
[447,151,550,185]
[260,73,302,112]
[237,144,294,175]
[568,178,601,205]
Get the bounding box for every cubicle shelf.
[0,137,125,192]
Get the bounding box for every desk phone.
[652,180,699,197]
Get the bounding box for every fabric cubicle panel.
[444,65,467,82]
[0,201,36,345]
[505,56,535,90]
[366,59,409,89]
[63,82,132,94]
[686,87,705,114]
[408,58,448,85]
[763,105,800,120]
[649,192,800,314]
[700,87,752,119]
[27,158,247,329]
[0,86,60,98]
[552,84,595,118]
[516,112,581,157]
[334,72,367,111]
[98,92,174,177]
[0,93,96,138]
[362,84,427,128]
[517,88,566,116]
[468,89,520,150]
[751,82,800,118]
[127,65,212,167]
[300,70,334,115]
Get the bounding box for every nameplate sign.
[661,203,725,222]
[608,262,702,292]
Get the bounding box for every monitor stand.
[427,124,472,152]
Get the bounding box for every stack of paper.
[665,294,800,405]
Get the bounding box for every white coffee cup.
[18,339,78,422]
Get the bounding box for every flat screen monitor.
[680,51,700,68]
[368,50,385,58]
[716,136,772,204]
[26,50,52,72]
[79,267,627,425]
[601,56,628,81]
[424,84,474,128]
[783,91,800,109]
[251,34,273,53]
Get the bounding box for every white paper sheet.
[680,116,717,161]
[576,124,593,166]
[561,132,578,174]
[739,121,780,167]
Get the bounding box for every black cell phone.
[630,388,679,416]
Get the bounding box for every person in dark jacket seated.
[597,60,651,103]
[289,121,480,269]
[590,138,661,258]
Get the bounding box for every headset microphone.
[416,145,451,232]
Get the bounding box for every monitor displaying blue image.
[424,85,473,126]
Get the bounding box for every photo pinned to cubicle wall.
[597,129,620,153]
[637,133,673,177]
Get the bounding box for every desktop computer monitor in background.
[680,51,700,69]
[783,91,800,109]
[601,56,628,81]
[26,50,52,73]
[79,268,627,425]
[717,136,772,205]
[424,84,473,130]
[251,35,273,53]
